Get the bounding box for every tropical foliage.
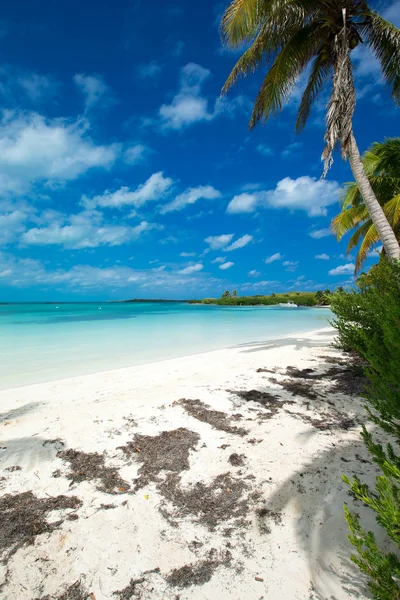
[190,291,328,306]
[332,138,400,273]
[330,260,400,599]
[220,0,400,259]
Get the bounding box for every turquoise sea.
[0,302,331,389]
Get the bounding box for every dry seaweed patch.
[285,366,319,379]
[228,389,294,418]
[119,428,200,490]
[57,448,130,495]
[178,399,248,436]
[256,507,283,534]
[0,492,81,563]
[119,428,253,532]
[166,549,232,588]
[113,568,161,599]
[228,453,246,467]
[36,580,89,600]
[269,377,320,400]
[159,472,252,531]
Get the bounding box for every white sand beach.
[0,328,381,599]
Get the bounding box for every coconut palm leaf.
[331,203,369,239]
[249,21,323,127]
[347,219,374,253]
[356,223,380,272]
[296,51,334,132]
[340,181,363,209]
[367,138,400,173]
[383,193,400,227]
[332,138,400,272]
[220,0,268,47]
[362,12,400,104]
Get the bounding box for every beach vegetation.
[189,291,327,306]
[332,138,400,273]
[220,0,400,261]
[330,259,400,598]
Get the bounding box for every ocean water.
[0,302,331,389]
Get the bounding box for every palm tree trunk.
[348,132,400,261]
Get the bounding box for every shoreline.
[0,326,377,599]
[1,325,334,392]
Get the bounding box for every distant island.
[122,299,185,303]
[188,289,335,307]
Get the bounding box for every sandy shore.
[0,327,382,599]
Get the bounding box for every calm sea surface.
[0,302,331,388]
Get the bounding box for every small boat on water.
[278,301,298,308]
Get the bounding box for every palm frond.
[369,175,400,205]
[383,193,400,227]
[222,24,271,94]
[295,51,333,132]
[347,219,373,252]
[221,0,266,48]
[362,11,400,105]
[340,181,363,209]
[367,137,400,175]
[331,203,369,239]
[322,17,355,175]
[249,21,321,127]
[356,223,380,272]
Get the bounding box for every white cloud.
[329,263,355,276]
[309,228,332,239]
[180,252,196,257]
[281,142,303,159]
[337,253,355,261]
[283,260,299,272]
[225,234,253,251]
[226,176,339,217]
[315,253,330,260]
[0,66,59,105]
[0,111,119,195]
[0,205,33,244]
[256,144,274,157]
[159,63,212,129]
[73,73,114,111]
[160,185,221,213]
[248,269,260,277]
[0,252,214,292]
[21,209,154,249]
[158,63,249,130]
[265,252,282,264]
[252,280,279,289]
[83,172,174,209]
[123,144,150,165]
[205,234,234,250]
[18,73,58,102]
[227,193,258,214]
[264,176,339,216]
[353,46,382,80]
[211,256,226,264]
[219,261,234,270]
[178,263,204,275]
[137,61,161,79]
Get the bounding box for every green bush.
[330,259,400,599]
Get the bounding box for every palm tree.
[220,0,400,261]
[332,137,400,273]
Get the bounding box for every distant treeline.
[123,299,184,303]
[188,289,337,306]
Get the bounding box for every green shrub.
[330,259,400,598]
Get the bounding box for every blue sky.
[0,0,399,301]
